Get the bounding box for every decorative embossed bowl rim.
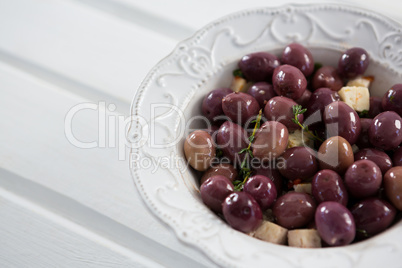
[130,4,402,267]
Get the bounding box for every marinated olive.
[295,89,312,107]
[382,84,402,116]
[305,87,340,120]
[253,165,284,195]
[247,82,276,108]
[311,169,348,206]
[338,47,369,79]
[252,121,289,161]
[369,96,383,119]
[278,147,318,181]
[324,101,361,145]
[273,192,316,229]
[355,118,372,149]
[202,88,233,123]
[344,160,382,199]
[354,148,393,174]
[315,202,356,246]
[281,43,314,77]
[223,192,263,233]
[272,64,307,100]
[368,111,402,150]
[201,163,238,185]
[351,198,396,238]
[384,167,402,210]
[184,130,216,171]
[243,175,277,210]
[239,52,280,81]
[200,175,234,213]
[222,92,260,125]
[264,96,303,131]
[312,66,343,91]
[318,136,354,175]
[216,121,249,164]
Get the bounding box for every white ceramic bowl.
[130,4,402,267]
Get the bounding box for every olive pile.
[184,43,402,247]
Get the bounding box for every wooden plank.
[0,0,177,103]
[0,62,216,267]
[0,187,162,268]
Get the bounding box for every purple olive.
[200,175,234,213]
[312,66,343,91]
[354,148,393,174]
[384,167,402,210]
[222,192,263,233]
[248,82,276,108]
[201,163,238,185]
[295,89,312,107]
[273,192,316,229]
[315,201,356,246]
[252,121,289,161]
[312,169,348,206]
[338,47,369,79]
[264,96,302,131]
[239,52,280,81]
[216,121,248,164]
[369,111,402,150]
[202,88,233,123]
[278,147,318,181]
[272,64,307,100]
[281,43,314,77]
[324,101,361,145]
[351,198,396,239]
[222,92,260,125]
[369,96,383,119]
[304,87,340,121]
[243,175,277,210]
[253,165,284,195]
[355,118,373,149]
[344,160,382,199]
[382,84,402,116]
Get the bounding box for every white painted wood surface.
[0,0,401,267]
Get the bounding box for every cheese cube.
[347,76,372,88]
[338,86,370,112]
[293,183,312,195]
[288,229,322,248]
[230,76,248,92]
[253,221,288,245]
[288,129,314,149]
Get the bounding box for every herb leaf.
[233,69,244,78]
[235,109,263,191]
[292,105,324,142]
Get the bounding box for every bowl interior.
[179,46,399,191]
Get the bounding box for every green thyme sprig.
[292,105,324,142]
[233,109,263,191]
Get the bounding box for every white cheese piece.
[230,76,248,92]
[288,229,322,248]
[287,129,314,149]
[293,183,312,195]
[253,221,288,245]
[346,76,372,88]
[338,86,370,112]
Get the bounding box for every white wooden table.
[1,0,401,267]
